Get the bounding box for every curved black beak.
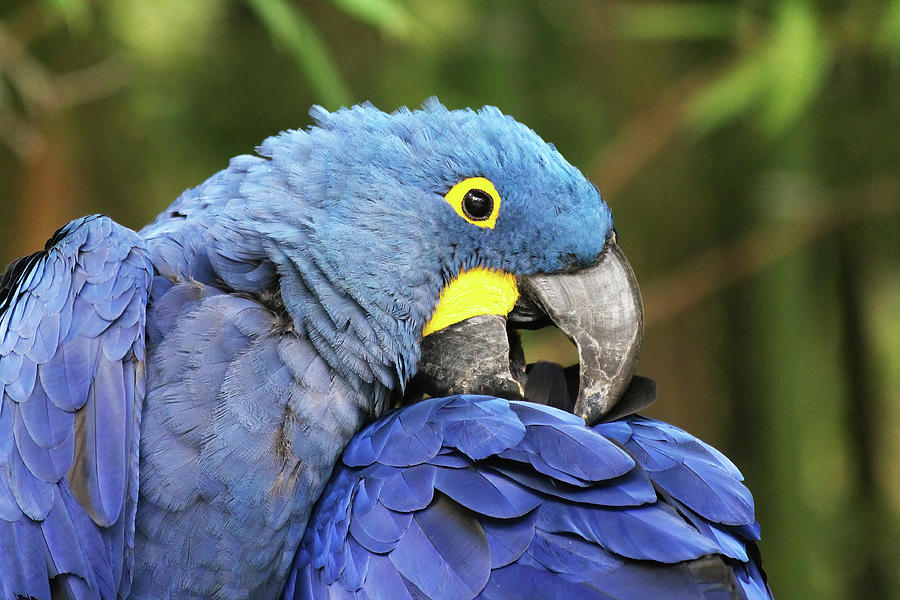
[407,242,644,425]
[514,243,644,424]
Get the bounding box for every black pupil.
[462,189,493,221]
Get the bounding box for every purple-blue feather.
[481,513,535,569]
[612,416,755,526]
[287,396,771,600]
[433,467,541,519]
[376,464,436,512]
[0,215,152,599]
[389,494,491,600]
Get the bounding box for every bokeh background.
[1,1,898,597]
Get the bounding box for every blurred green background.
[1,1,898,597]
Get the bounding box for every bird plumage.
[286,395,769,600]
[0,215,151,599]
[0,100,769,599]
[126,100,615,597]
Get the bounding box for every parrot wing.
[285,396,771,600]
[0,215,153,600]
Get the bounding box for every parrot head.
[239,99,642,423]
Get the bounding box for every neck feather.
[140,157,444,406]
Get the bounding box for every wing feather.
[0,215,152,600]
[288,396,773,600]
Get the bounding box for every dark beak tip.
[520,241,644,425]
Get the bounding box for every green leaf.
[108,0,226,68]
[879,0,900,65]
[686,0,830,138]
[759,0,830,137]
[328,0,414,39]
[614,2,739,41]
[245,0,352,109]
[686,53,768,135]
[42,0,91,29]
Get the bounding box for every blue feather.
[536,499,720,563]
[59,336,99,411]
[388,495,491,600]
[290,396,770,599]
[27,310,59,364]
[72,357,128,526]
[39,488,90,581]
[362,554,417,600]
[735,560,770,600]
[4,352,36,402]
[353,474,386,515]
[0,352,22,384]
[349,502,412,554]
[478,563,605,600]
[620,418,755,526]
[13,407,73,482]
[524,529,623,578]
[0,466,21,522]
[0,215,151,599]
[650,461,754,526]
[0,395,13,461]
[377,464,436,512]
[521,424,635,481]
[433,467,540,519]
[18,378,73,449]
[434,396,525,459]
[8,442,55,519]
[338,538,370,591]
[376,402,444,467]
[487,460,655,507]
[2,520,52,600]
[481,514,535,569]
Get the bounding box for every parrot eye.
[461,189,493,221]
[443,177,502,229]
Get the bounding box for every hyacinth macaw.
[0,99,771,599]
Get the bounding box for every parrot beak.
[511,242,644,424]
[405,313,527,402]
[407,241,644,426]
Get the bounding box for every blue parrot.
[0,100,770,599]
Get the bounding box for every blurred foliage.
[1,1,899,598]
[245,0,351,106]
[686,0,831,136]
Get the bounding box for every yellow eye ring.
[444,177,501,229]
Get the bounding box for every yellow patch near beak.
[423,268,519,337]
